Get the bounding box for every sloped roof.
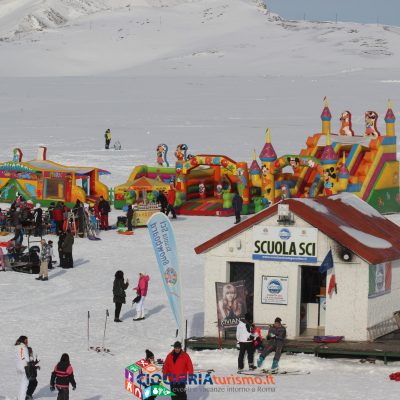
[194,193,400,265]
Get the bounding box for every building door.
[229,262,254,316]
[300,266,326,335]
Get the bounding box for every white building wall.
[367,260,400,332]
[203,214,333,338]
[324,259,369,341]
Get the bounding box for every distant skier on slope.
[104,129,111,149]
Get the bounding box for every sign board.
[261,276,288,305]
[252,226,318,263]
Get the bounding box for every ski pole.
[87,311,90,351]
[102,309,109,350]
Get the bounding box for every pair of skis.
[87,310,113,355]
[237,369,310,376]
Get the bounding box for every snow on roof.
[295,198,330,214]
[340,225,392,249]
[332,192,385,219]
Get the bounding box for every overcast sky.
[266,0,400,26]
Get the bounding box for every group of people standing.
[156,184,177,219]
[236,313,286,373]
[15,336,76,400]
[113,271,150,322]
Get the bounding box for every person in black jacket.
[232,191,243,224]
[62,229,74,269]
[98,196,111,230]
[33,204,43,237]
[113,270,129,322]
[58,232,66,268]
[72,200,84,237]
[26,346,40,400]
[156,191,168,214]
[126,205,134,231]
[50,353,76,400]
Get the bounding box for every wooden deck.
[186,336,400,364]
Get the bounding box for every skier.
[50,353,77,400]
[26,346,40,400]
[236,313,256,371]
[35,239,50,281]
[232,190,243,224]
[133,272,150,321]
[104,129,111,149]
[163,341,193,400]
[257,317,287,372]
[33,203,43,237]
[15,335,29,400]
[113,270,129,322]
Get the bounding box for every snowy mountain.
[0,0,399,77]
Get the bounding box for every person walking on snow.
[232,190,243,224]
[236,313,256,371]
[62,229,74,268]
[163,341,194,400]
[133,272,150,320]
[26,345,40,400]
[113,270,129,322]
[104,129,111,149]
[50,353,76,400]
[15,335,29,400]
[257,317,286,372]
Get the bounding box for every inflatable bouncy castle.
[115,99,399,216]
[0,146,109,207]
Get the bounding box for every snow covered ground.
[0,0,400,399]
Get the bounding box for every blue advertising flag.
[147,212,183,337]
[319,249,334,274]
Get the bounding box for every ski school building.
[195,193,400,341]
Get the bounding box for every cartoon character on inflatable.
[156,144,169,167]
[199,182,206,199]
[174,144,188,161]
[339,111,354,136]
[364,111,380,138]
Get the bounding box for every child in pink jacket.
[133,272,150,320]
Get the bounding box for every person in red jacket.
[50,353,76,400]
[165,184,177,219]
[162,341,193,400]
[53,202,64,236]
[133,272,150,321]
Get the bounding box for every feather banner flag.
[147,212,183,338]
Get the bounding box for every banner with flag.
[319,249,333,274]
[147,212,183,337]
[368,262,392,298]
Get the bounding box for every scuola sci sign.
[252,226,318,263]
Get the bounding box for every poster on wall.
[252,226,318,263]
[215,280,247,328]
[261,276,288,305]
[368,262,392,298]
